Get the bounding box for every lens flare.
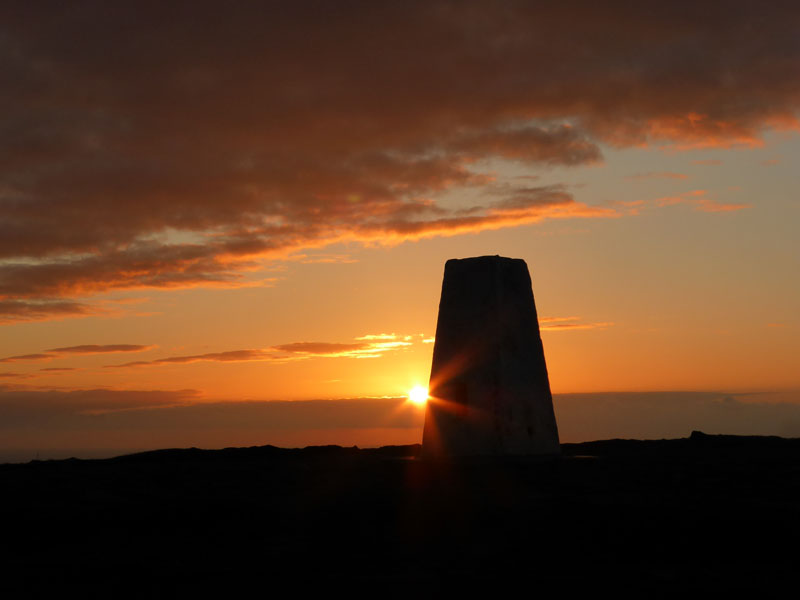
[408,385,429,405]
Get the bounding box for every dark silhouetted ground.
[3,431,799,597]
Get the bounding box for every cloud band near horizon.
[2,389,800,462]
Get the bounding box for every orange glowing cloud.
[652,190,750,213]
[109,350,274,368]
[1,1,798,323]
[105,334,418,368]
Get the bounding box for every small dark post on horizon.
[422,256,560,456]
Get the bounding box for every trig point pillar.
[422,256,560,456]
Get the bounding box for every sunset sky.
[2,1,799,460]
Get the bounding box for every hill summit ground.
[2,432,799,595]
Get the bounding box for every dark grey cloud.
[0,388,199,427]
[1,1,798,319]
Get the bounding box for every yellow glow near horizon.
[408,385,429,405]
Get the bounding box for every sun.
[408,385,429,406]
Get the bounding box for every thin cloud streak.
[625,172,689,181]
[653,190,750,213]
[694,199,751,213]
[0,353,53,363]
[110,350,275,368]
[539,317,613,331]
[1,344,154,364]
[541,322,614,331]
[106,335,417,368]
[45,344,155,354]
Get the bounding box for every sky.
[1,1,799,460]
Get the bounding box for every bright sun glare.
[408,385,429,405]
